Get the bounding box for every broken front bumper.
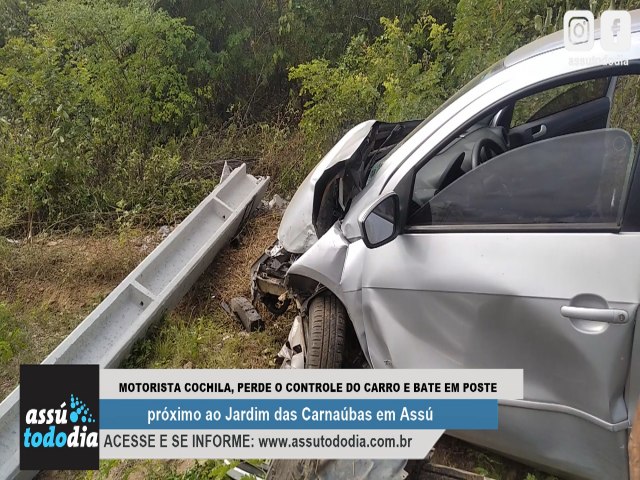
[250,241,295,315]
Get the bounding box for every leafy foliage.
[0,0,213,234]
[155,0,457,122]
[1,0,636,235]
[286,0,623,154]
[290,15,452,153]
[0,0,39,47]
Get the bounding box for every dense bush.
[0,0,633,236]
[290,15,452,154]
[155,0,457,123]
[288,0,614,152]
[0,0,213,234]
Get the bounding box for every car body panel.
[342,41,640,240]
[286,225,370,364]
[358,232,639,423]
[278,13,640,480]
[458,405,629,479]
[287,229,639,479]
[627,310,640,423]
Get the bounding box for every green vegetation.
[0,214,288,479]
[0,302,25,364]
[122,312,290,370]
[3,2,640,478]
[0,0,215,235]
[289,14,452,154]
[85,458,247,480]
[3,0,636,237]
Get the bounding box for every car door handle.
[532,124,547,139]
[560,306,629,324]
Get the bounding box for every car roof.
[505,8,640,67]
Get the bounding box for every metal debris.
[265,459,408,480]
[230,296,265,332]
[220,300,232,316]
[226,459,267,480]
[261,193,289,211]
[268,194,289,210]
[277,315,305,369]
[250,240,294,316]
[416,463,494,480]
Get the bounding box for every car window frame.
[408,128,635,230]
[398,64,640,236]
[510,77,610,127]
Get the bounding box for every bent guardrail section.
[0,164,269,479]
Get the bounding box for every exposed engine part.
[311,120,421,239]
[263,293,291,315]
[251,241,296,316]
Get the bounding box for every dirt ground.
[0,208,559,480]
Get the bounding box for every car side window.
[408,129,634,227]
[511,78,609,127]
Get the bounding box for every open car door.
[360,128,639,480]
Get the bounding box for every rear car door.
[359,128,639,479]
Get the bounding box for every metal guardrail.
[0,164,268,479]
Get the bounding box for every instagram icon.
[564,10,595,51]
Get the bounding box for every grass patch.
[430,436,561,480]
[0,302,85,398]
[80,459,258,480]
[0,211,289,398]
[122,310,290,370]
[119,209,291,370]
[3,212,288,480]
[180,123,308,199]
[0,231,151,400]
[0,302,26,364]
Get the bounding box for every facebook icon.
[601,10,631,52]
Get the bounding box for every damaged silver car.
[255,12,640,480]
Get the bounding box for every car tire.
[267,294,346,480]
[306,292,346,369]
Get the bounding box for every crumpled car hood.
[278,121,377,254]
[278,119,422,254]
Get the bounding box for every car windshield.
[367,60,506,183]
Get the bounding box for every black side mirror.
[359,193,400,249]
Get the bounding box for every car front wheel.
[305,292,346,368]
[267,294,346,479]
